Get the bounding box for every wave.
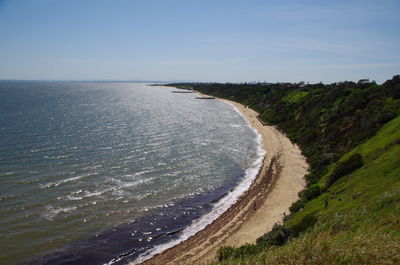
[65,177,156,201]
[43,154,70,160]
[40,173,86,189]
[129,103,266,265]
[43,205,78,220]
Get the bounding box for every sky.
[0,0,399,83]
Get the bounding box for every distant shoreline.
[136,88,308,265]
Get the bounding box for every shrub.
[319,152,340,166]
[256,223,289,246]
[305,173,318,185]
[326,153,363,188]
[289,214,318,237]
[217,246,236,261]
[255,215,318,250]
[377,110,397,124]
[299,184,321,201]
[289,199,306,213]
[217,244,264,261]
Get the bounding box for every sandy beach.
[137,92,308,265]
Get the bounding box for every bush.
[326,153,363,188]
[299,184,321,201]
[289,199,306,213]
[217,246,236,261]
[305,173,318,185]
[256,223,289,246]
[319,152,340,166]
[289,214,318,237]
[255,215,318,250]
[217,244,264,261]
[377,110,397,124]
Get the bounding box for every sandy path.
[137,92,308,265]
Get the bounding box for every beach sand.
[137,92,308,265]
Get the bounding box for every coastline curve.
[133,90,308,265]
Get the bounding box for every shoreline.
[135,90,308,265]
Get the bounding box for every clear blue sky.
[0,0,399,83]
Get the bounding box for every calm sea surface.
[0,81,263,265]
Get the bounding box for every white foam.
[133,169,155,177]
[40,174,86,189]
[43,205,78,220]
[66,195,84,201]
[229,124,244,128]
[82,189,108,198]
[67,177,156,201]
[129,102,266,265]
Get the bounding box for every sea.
[0,81,264,265]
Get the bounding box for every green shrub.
[377,110,397,124]
[217,246,236,261]
[305,173,318,185]
[255,215,318,250]
[217,244,264,261]
[326,153,363,188]
[289,214,318,237]
[319,152,340,166]
[256,223,288,246]
[289,199,306,213]
[299,184,321,201]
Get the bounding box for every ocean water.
[0,81,264,265]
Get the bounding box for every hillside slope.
[212,115,400,265]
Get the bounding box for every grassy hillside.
[168,76,400,264]
[210,116,400,265]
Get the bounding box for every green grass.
[282,91,309,103]
[211,227,400,265]
[209,116,400,265]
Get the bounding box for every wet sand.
[137,92,308,265]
